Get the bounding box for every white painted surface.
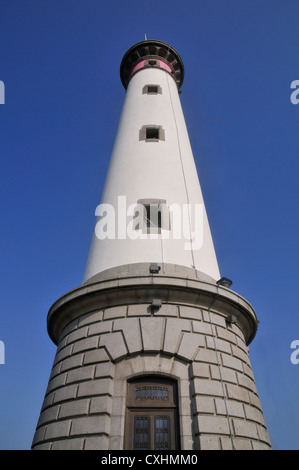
[83,66,220,282]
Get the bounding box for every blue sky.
[0,0,298,450]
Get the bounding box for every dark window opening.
[147,85,158,93]
[142,85,162,95]
[144,204,162,229]
[139,125,165,142]
[148,60,157,66]
[146,127,159,140]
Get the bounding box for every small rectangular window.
[148,86,158,93]
[146,128,159,140]
[139,125,165,141]
[142,85,162,95]
[144,204,162,229]
[133,199,170,233]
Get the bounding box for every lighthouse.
[32,40,271,450]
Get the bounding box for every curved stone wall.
[32,270,271,450]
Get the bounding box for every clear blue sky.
[0,0,298,450]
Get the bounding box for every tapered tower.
[32,40,271,450]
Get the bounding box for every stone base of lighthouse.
[32,264,271,450]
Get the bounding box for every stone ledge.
[47,263,258,346]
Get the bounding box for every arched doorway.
[124,376,180,450]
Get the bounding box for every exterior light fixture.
[216,277,232,288]
[149,263,161,274]
[226,315,237,325]
[151,299,162,309]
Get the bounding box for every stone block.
[243,404,264,424]
[90,396,113,415]
[179,306,202,320]
[32,426,46,446]
[54,344,73,365]
[192,320,215,336]
[52,438,84,450]
[191,362,210,379]
[95,362,115,379]
[163,318,190,355]
[177,332,205,361]
[199,435,221,450]
[226,383,250,403]
[88,320,112,336]
[60,318,79,340]
[252,441,271,450]
[256,423,271,444]
[193,396,215,414]
[58,398,90,419]
[196,416,230,435]
[78,310,103,327]
[140,317,164,351]
[61,353,84,372]
[248,391,263,410]
[37,405,60,427]
[193,378,224,397]
[232,419,259,439]
[206,336,231,354]
[236,373,257,393]
[221,353,243,372]
[66,326,88,345]
[113,317,142,354]
[202,310,226,328]
[194,349,218,365]
[232,438,253,450]
[83,348,110,365]
[66,365,95,384]
[46,372,67,393]
[84,436,109,450]
[104,305,127,320]
[72,336,99,354]
[154,303,179,317]
[77,378,112,398]
[70,415,110,436]
[53,384,78,404]
[220,436,234,450]
[99,332,128,361]
[231,345,250,364]
[215,398,245,418]
[216,326,237,345]
[210,365,237,384]
[44,420,71,440]
[128,304,150,317]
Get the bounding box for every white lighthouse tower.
[32,40,271,451]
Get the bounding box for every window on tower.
[146,128,159,140]
[144,204,162,229]
[133,199,170,233]
[142,84,162,95]
[139,125,165,142]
